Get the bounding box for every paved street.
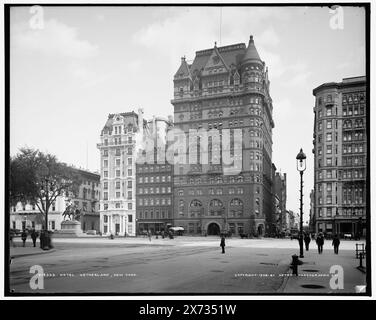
[9,237,366,294]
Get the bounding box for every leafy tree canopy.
[10,148,82,217]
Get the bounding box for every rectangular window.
[116,170,121,177]
[116,181,121,189]
[116,192,121,198]
[128,203,132,210]
[128,191,132,199]
[128,214,133,222]
[327,120,332,129]
[326,133,332,142]
[128,169,132,176]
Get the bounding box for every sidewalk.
[9,243,56,259]
[279,248,367,294]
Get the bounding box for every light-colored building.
[97,111,143,236]
[312,76,367,237]
[10,168,100,232]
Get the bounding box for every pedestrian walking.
[31,229,38,247]
[148,230,152,242]
[316,233,324,254]
[220,235,226,254]
[21,229,27,247]
[304,233,311,251]
[332,234,340,254]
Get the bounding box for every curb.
[276,257,293,293]
[10,248,56,259]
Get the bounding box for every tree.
[10,148,82,230]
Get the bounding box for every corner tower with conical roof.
[171,36,275,237]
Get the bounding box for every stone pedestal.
[56,220,83,237]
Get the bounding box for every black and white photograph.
[3,2,371,299]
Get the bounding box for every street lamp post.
[296,148,307,258]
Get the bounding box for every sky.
[10,5,366,219]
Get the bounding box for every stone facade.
[97,112,141,236]
[171,36,274,236]
[136,116,174,234]
[312,76,367,237]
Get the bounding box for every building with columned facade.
[97,111,143,236]
[10,167,100,232]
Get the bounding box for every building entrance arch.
[207,222,221,236]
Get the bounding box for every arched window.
[230,198,243,206]
[190,200,202,207]
[178,200,185,216]
[209,199,223,207]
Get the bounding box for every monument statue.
[62,202,81,221]
[59,201,83,236]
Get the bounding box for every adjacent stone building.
[312,76,367,237]
[171,36,274,236]
[136,116,174,234]
[10,168,100,232]
[270,170,287,236]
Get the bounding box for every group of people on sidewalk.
[10,229,53,249]
[218,233,341,255]
[302,232,341,254]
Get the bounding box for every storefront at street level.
[316,216,365,237]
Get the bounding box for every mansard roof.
[189,43,246,75]
[175,36,264,77]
